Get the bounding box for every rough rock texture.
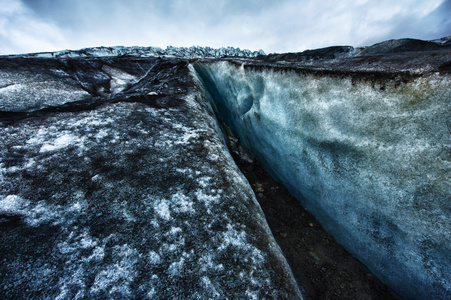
[194,46,451,300]
[0,58,301,299]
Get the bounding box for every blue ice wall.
[194,61,451,300]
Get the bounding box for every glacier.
[0,37,450,299]
[0,57,301,299]
[193,46,451,300]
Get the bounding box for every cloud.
[1,0,449,55]
[0,0,66,54]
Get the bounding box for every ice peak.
[8,46,266,59]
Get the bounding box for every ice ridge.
[6,46,266,59]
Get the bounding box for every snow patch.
[102,65,137,94]
[89,244,139,297]
[171,192,195,214]
[154,200,171,221]
[40,134,82,152]
[0,194,29,213]
[148,251,162,265]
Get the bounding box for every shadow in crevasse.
[227,137,399,300]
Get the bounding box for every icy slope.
[0,57,301,299]
[194,49,451,300]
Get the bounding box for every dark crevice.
[227,139,399,300]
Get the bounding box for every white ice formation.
[4,45,266,59]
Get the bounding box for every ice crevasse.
[193,61,451,300]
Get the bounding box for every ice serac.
[194,48,451,299]
[4,45,265,59]
[0,58,302,299]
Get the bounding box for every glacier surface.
[0,57,301,299]
[194,57,451,300]
[1,37,450,299]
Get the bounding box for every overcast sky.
[0,0,450,55]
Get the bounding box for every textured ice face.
[194,61,451,299]
[0,60,302,299]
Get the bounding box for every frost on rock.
[0,58,301,299]
[194,60,451,300]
